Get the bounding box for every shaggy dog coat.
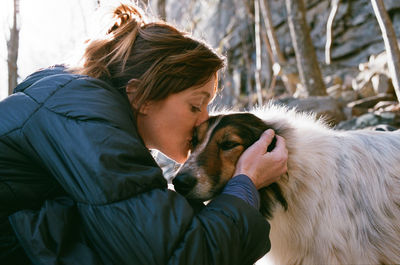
[174,104,400,265]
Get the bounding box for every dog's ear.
[225,113,275,149]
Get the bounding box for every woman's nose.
[196,110,209,126]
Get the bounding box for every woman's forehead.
[187,79,216,98]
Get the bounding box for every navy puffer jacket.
[0,66,271,265]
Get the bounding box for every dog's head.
[173,112,287,218]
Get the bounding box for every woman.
[0,3,288,265]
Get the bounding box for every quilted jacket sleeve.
[9,75,271,265]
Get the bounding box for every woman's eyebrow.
[193,91,211,98]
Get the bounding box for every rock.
[166,0,400,113]
[335,117,357,130]
[331,19,383,63]
[352,78,375,98]
[379,111,396,121]
[371,124,398,131]
[379,103,400,112]
[376,111,400,128]
[343,75,354,90]
[371,74,394,95]
[355,113,380,128]
[352,68,378,98]
[345,94,396,120]
[347,93,396,109]
[368,52,389,74]
[342,106,353,120]
[373,101,399,111]
[336,110,400,130]
[383,0,400,10]
[341,90,358,103]
[335,113,379,130]
[276,96,345,125]
[348,106,369,117]
[324,75,343,87]
[326,84,342,99]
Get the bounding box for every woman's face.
[136,75,216,163]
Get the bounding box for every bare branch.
[7,0,19,95]
[285,0,326,96]
[157,0,166,20]
[325,0,341,65]
[255,0,263,105]
[371,0,400,102]
[259,0,297,94]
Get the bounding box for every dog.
[173,103,400,265]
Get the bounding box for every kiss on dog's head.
[173,111,286,218]
[173,104,400,265]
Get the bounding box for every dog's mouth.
[173,169,225,202]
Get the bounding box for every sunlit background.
[2,1,400,264]
[0,0,102,100]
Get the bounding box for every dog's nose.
[173,173,197,196]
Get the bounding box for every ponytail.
[71,2,226,113]
[73,3,147,79]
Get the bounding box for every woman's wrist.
[222,174,260,209]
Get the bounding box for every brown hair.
[71,3,225,113]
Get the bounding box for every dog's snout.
[173,173,197,196]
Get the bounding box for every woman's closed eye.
[191,105,202,113]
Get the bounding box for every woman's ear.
[138,101,152,115]
[126,80,149,114]
[125,79,139,95]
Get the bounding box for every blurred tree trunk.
[242,32,254,107]
[259,0,297,94]
[254,0,263,105]
[259,27,274,94]
[241,0,272,102]
[371,0,400,102]
[7,0,19,95]
[157,0,166,20]
[325,0,340,65]
[285,0,326,97]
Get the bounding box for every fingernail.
[264,129,274,136]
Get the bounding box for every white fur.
[253,104,400,264]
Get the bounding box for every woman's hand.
[234,129,288,189]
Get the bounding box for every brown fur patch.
[199,126,245,186]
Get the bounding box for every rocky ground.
[272,50,400,131]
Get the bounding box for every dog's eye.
[219,141,240,151]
